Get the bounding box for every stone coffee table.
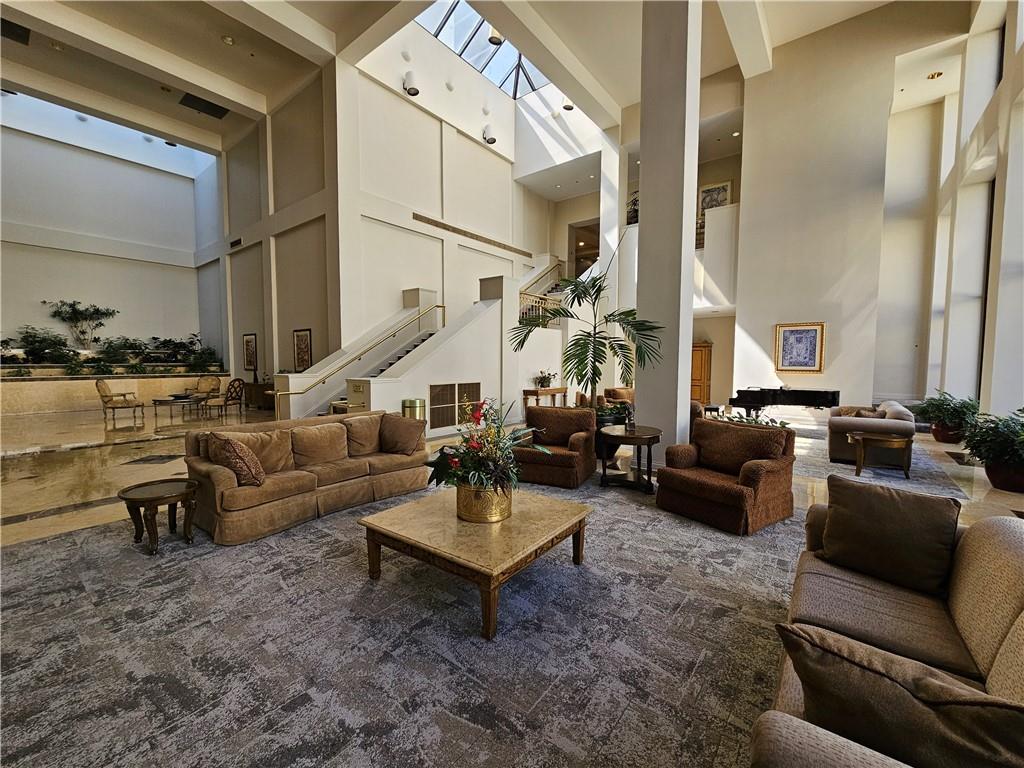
[359,488,591,640]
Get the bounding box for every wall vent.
[230,238,243,249]
[179,93,229,120]
[1,19,31,45]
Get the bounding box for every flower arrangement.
[534,370,558,388]
[426,398,546,495]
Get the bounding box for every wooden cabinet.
[691,342,712,405]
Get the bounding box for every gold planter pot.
[456,485,512,524]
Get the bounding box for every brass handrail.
[273,304,445,418]
[519,290,561,302]
[521,261,563,294]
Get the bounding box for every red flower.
[471,405,483,425]
[448,456,460,469]
[467,438,482,451]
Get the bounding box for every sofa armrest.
[738,456,794,490]
[805,504,828,551]
[185,456,238,493]
[751,712,909,768]
[665,443,698,469]
[567,430,594,455]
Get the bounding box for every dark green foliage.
[5,326,76,364]
[911,390,979,430]
[9,366,32,377]
[964,409,1024,466]
[90,360,115,376]
[42,300,119,349]
[711,413,791,429]
[125,361,147,375]
[97,337,148,364]
[63,357,86,376]
[186,346,220,372]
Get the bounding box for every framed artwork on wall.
[698,180,732,218]
[242,334,257,372]
[774,322,825,373]
[293,328,312,372]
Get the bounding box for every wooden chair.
[96,379,144,422]
[203,378,244,419]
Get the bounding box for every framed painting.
[241,333,257,372]
[293,328,312,372]
[774,322,825,373]
[698,181,732,219]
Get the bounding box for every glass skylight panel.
[461,24,495,69]
[415,1,455,36]
[520,58,550,91]
[438,2,482,52]
[481,43,519,86]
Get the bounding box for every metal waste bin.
[402,398,426,420]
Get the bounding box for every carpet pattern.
[1,482,807,768]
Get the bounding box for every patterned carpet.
[0,433,966,768]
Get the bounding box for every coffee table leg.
[127,504,144,543]
[480,583,499,640]
[573,524,585,565]
[184,498,196,544]
[143,504,159,555]
[855,440,865,476]
[367,531,381,579]
[167,502,178,533]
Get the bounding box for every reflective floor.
[0,406,1019,547]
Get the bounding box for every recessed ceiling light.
[562,97,574,111]
[221,35,235,46]
[49,41,64,52]
[578,241,585,246]
[160,85,173,93]
[732,131,740,137]
[589,174,595,179]
[555,184,561,188]
[75,114,88,122]
[143,136,155,143]
[636,160,640,165]
[165,141,178,147]
[926,71,943,80]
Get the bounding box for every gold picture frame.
[774,322,825,373]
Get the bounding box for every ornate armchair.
[203,377,244,418]
[95,379,144,421]
[656,418,795,534]
[187,375,221,398]
[513,406,597,489]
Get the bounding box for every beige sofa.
[751,504,1024,766]
[827,400,916,464]
[184,411,428,545]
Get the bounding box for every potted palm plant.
[911,390,979,443]
[425,398,545,523]
[963,409,1024,493]
[510,271,663,411]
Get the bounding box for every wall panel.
[272,75,325,211]
[275,216,329,371]
[445,131,512,242]
[446,245,513,320]
[226,129,261,233]
[229,243,265,378]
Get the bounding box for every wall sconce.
[483,124,496,145]
[488,26,504,45]
[562,97,575,111]
[403,71,419,97]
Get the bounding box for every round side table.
[846,432,913,479]
[117,479,199,555]
[598,425,663,494]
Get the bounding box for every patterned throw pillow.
[855,408,885,418]
[208,433,266,486]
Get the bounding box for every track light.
[488,25,504,46]
[482,124,496,145]
[403,71,419,97]
[562,97,574,111]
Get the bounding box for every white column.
[635,0,701,456]
[599,125,628,387]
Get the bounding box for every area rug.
[1,483,807,768]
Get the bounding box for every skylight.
[415,1,551,99]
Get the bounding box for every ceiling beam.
[473,1,621,129]
[1,59,223,153]
[338,2,431,65]
[2,1,266,119]
[210,1,336,66]
[718,0,773,79]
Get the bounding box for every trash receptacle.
[402,398,426,420]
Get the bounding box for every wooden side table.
[599,425,663,494]
[117,479,199,555]
[846,432,913,478]
[522,387,568,413]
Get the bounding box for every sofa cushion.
[855,408,884,418]
[949,516,1024,676]
[777,622,1024,767]
[819,475,960,597]
[379,413,425,455]
[751,711,908,768]
[215,429,294,474]
[988,612,1024,705]
[301,458,369,487]
[527,406,595,446]
[221,470,316,511]
[879,400,915,423]
[656,466,754,508]
[346,414,382,456]
[693,419,787,476]
[365,451,427,475]
[513,444,579,468]
[790,551,980,679]
[207,433,265,486]
[291,423,348,466]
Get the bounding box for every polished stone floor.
[0,407,1019,548]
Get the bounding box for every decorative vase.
[456,485,512,523]
[931,422,965,443]
[984,462,1024,494]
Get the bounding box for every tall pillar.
[635,0,701,457]
[599,126,628,387]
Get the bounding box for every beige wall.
[0,375,229,416]
[698,154,742,204]
[197,261,223,357]
[229,243,265,378]
[692,315,736,404]
[272,74,325,212]
[875,102,943,402]
[549,192,600,261]
[226,128,261,234]
[733,2,968,405]
[275,216,329,371]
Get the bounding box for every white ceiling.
[892,36,965,114]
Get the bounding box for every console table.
[522,387,568,412]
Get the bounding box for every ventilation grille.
[1,19,31,45]
[179,93,229,120]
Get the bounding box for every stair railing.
[521,261,564,295]
[519,291,563,323]
[273,304,446,419]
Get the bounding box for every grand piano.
[729,387,840,416]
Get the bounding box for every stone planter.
[984,462,1024,494]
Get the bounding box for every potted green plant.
[911,390,979,443]
[964,409,1024,493]
[534,370,557,388]
[425,398,545,523]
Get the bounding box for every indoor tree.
[510,271,663,409]
[42,300,119,349]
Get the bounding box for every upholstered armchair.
[656,418,796,534]
[603,387,635,405]
[95,379,144,421]
[513,406,597,489]
[203,378,245,418]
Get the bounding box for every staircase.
[519,258,566,324]
[368,331,436,377]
